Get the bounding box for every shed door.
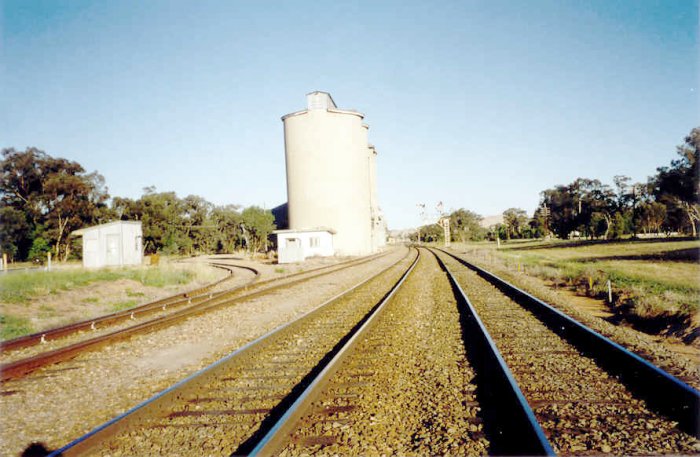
[105,234,121,266]
[285,238,304,262]
[84,239,98,268]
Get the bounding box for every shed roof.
[273,227,336,235]
[72,220,142,236]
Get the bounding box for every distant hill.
[388,228,417,242]
[479,214,503,228]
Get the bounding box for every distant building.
[275,91,387,263]
[72,221,143,268]
[275,228,335,263]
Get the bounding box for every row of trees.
[0,148,275,262]
[535,128,698,240]
[417,127,699,242]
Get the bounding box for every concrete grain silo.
[281,92,374,256]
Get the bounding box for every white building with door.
[72,221,143,268]
[274,228,334,264]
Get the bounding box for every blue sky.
[1,0,697,229]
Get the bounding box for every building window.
[309,237,320,248]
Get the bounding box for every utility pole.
[542,203,551,238]
[416,203,426,244]
[436,201,450,247]
[439,217,451,247]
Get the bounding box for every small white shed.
[275,228,335,264]
[73,221,143,268]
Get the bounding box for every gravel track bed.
[0,268,258,365]
[94,251,416,456]
[447,248,700,390]
[0,247,407,457]
[439,252,699,455]
[279,250,488,456]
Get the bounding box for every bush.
[27,237,50,262]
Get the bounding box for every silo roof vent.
[307,91,337,110]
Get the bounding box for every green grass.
[456,238,700,319]
[0,314,34,340]
[38,304,57,318]
[111,300,138,312]
[0,266,196,304]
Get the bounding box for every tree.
[528,206,548,239]
[449,209,485,242]
[418,223,443,243]
[43,168,109,260]
[240,206,275,255]
[1,148,109,261]
[502,208,528,239]
[0,206,31,259]
[138,190,188,254]
[542,178,618,240]
[181,195,214,255]
[651,127,700,236]
[637,201,666,235]
[211,205,242,253]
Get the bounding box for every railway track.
[0,252,387,381]
[11,246,700,456]
[44,248,417,456]
[434,248,699,454]
[245,249,551,456]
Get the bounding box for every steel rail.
[0,263,251,352]
[438,247,700,439]
[47,248,414,457]
[430,249,556,456]
[0,251,390,381]
[240,250,421,457]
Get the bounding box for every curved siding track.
[0,263,254,363]
[0,253,387,380]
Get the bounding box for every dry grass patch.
[0,260,227,341]
[452,239,700,340]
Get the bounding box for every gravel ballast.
[279,250,489,456]
[439,251,699,455]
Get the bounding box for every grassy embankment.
[0,262,217,340]
[453,238,700,339]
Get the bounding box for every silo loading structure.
[282,92,374,256]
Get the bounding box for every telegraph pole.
[436,201,450,247]
[416,203,426,244]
